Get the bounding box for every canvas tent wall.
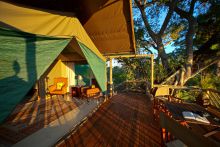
[0,1,106,123]
[2,0,136,55]
[0,1,105,61]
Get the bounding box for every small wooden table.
[163,102,220,143]
[71,86,82,97]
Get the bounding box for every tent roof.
[0,1,106,61]
[3,0,136,55]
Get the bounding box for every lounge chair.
[48,77,68,98]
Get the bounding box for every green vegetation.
[112,0,220,94]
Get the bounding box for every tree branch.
[143,47,154,54]
[159,1,176,35]
[189,0,197,15]
[164,40,173,46]
[141,39,157,49]
[184,60,219,83]
[134,0,157,41]
[174,6,190,19]
[133,0,157,8]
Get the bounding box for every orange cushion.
[56,82,64,90]
[86,88,100,95]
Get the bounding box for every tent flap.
[0,1,106,61]
[77,41,107,92]
[0,27,71,123]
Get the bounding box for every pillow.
[56,82,64,90]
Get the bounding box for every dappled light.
[0,96,82,144]
[56,93,161,147]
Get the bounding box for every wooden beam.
[153,84,202,90]
[106,54,154,89]
[58,53,85,62]
[105,54,153,59]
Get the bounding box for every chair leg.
[161,128,166,146]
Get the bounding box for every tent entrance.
[0,27,71,123]
[0,1,107,123]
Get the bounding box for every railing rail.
[201,89,220,109]
[114,80,150,93]
[151,85,220,109]
[115,83,220,108]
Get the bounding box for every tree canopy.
[113,0,220,90]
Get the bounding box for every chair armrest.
[49,85,56,92]
[170,96,183,103]
[61,85,67,93]
[81,87,90,93]
[207,106,220,118]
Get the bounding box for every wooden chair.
[48,77,68,98]
[153,86,183,119]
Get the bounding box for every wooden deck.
[0,97,82,145]
[56,93,161,147]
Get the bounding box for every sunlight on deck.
[0,97,82,144]
[56,93,161,146]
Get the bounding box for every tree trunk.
[172,0,197,84]
[185,17,196,79]
[157,38,170,71]
[217,60,220,77]
[136,1,171,72]
[179,67,186,86]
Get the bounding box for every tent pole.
[151,54,154,88]
[106,54,154,93]
[109,58,113,97]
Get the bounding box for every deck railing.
[114,80,151,93]
[153,85,220,109]
[115,83,220,109]
[201,89,220,109]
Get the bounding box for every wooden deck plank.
[0,97,83,144]
[56,93,161,147]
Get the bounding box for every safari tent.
[0,0,135,124]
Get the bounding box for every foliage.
[176,90,197,102]
[186,64,220,90]
[200,74,217,89]
[118,57,151,81]
[185,74,201,86]
[195,0,220,48]
[114,0,220,91]
[112,66,127,85]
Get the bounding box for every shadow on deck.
[56,93,161,146]
[0,97,83,145]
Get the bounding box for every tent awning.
[0,1,106,61]
[82,0,136,55]
[1,0,136,55]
